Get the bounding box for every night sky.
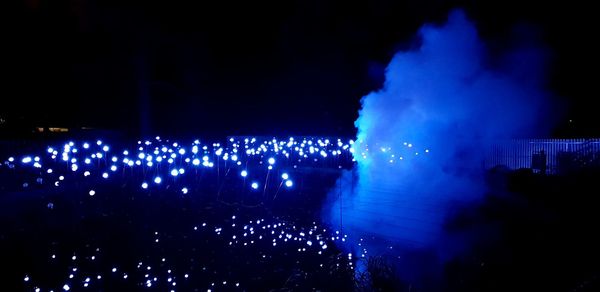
[3,0,599,137]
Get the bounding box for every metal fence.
[484,139,600,174]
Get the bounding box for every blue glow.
[323,9,556,282]
[268,157,275,165]
[251,182,259,189]
[285,180,293,187]
[281,173,289,180]
[22,157,32,163]
[102,173,109,179]
[154,177,162,184]
[192,158,200,166]
[171,169,179,177]
[241,170,248,177]
[141,182,148,189]
[83,143,89,149]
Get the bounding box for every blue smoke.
[324,9,555,283]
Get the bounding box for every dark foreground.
[1,138,600,291]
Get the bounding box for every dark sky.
[2,0,599,138]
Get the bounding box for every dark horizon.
[2,0,599,138]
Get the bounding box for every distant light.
[71,164,78,171]
[178,168,185,174]
[47,168,53,174]
[178,148,185,155]
[251,182,259,189]
[123,150,129,155]
[241,170,248,177]
[110,165,117,171]
[89,190,95,196]
[154,177,162,184]
[282,173,289,180]
[85,158,91,164]
[192,158,200,166]
[142,182,148,189]
[182,188,188,194]
[22,157,32,163]
[285,180,293,187]
[84,171,90,176]
[8,157,14,162]
[138,153,145,159]
[170,169,179,176]
[268,157,275,165]
[102,145,109,152]
[102,173,109,179]
[83,143,90,149]
[63,284,70,291]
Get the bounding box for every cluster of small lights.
[2,136,428,291]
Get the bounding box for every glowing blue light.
[110,165,117,171]
[171,169,179,177]
[102,172,109,179]
[8,157,14,162]
[251,182,259,189]
[178,168,185,174]
[84,171,90,176]
[83,143,90,149]
[178,148,185,155]
[47,147,54,153]
[47,168,53,174]
[282,173,289,180]
[123,150,129,155]
[268,157,275,165]
[89,190,95,196]
[112,156,118,162]
[285,180,293,187]
[241,170,248,177]
[138,153,145,159]
[102,145,109,152]
[71,164,78,171]
[63,284,70,291]
[147,161,153,167]
[142,182,148,189]
[22,157,32,163]
[192,158,200,166]
[181,187,188,194]
[154,177,162,184]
